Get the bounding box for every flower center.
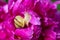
[14,12,31,28]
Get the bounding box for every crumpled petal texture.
[0,0,59,40]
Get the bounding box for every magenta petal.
[30,16,40,25]
[44,30,56,40]
[0,31,6,39]
[15,26,33,40]
[27,11,41,25]
[13,0,22,12]
[3,4,8,13]
[31,25,41,40]
[0,1,6,6]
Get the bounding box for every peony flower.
[8,0,41,40]
[0,0,59,40]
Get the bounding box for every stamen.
[24,12,31,26]
[14,12,31,28]
[14,16,25,28]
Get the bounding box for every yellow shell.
[14,12,31,28]
[14,16,25,28]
